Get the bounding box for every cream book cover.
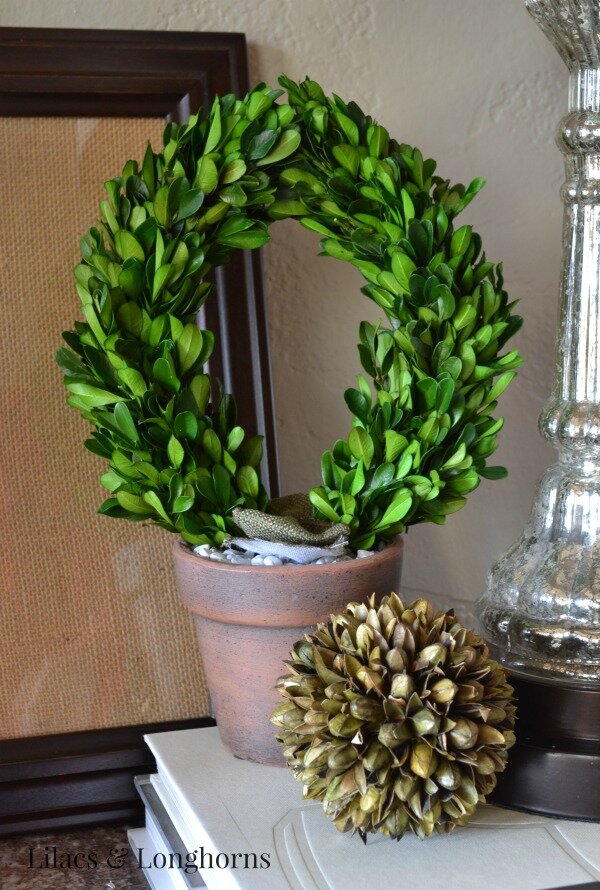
[137,727,600,890]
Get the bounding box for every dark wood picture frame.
[0,27,276,837]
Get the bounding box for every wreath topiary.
[57,76,522,551]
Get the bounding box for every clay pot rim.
[174,534,403,572]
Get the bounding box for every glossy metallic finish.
[477,0,600,685]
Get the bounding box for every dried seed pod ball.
[271,593,515,840]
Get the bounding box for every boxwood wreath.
[57,76,522,552]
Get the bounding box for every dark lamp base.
[489,674,600,821]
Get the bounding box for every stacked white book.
[128,726,600,890]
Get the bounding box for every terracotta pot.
[173,537,404,765]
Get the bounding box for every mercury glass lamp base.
[477,460,600,687]
[477,0,600,823]
[476,0,600,688]
[490,674,600,821]
[488,647,600,688]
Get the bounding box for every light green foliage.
[58,76,522,548]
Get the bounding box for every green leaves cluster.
[274,76,522,548]
[57,83,299,545]
[58,75,521,548]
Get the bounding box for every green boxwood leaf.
[174,411,198,440]
[203,429,222,463]
[217,229,270,249]
[367,124,389,158]
[376,489,412,528]
[332,144,359,177]
[454,304,477,331]
[416,378,437,411]
[433,283,455,320]
[173,484,195,512]
[391,252,416,291]
[442,443,467,470]
[247,91,273,122]
[344,388,370,424]
[117,491,154,514]
[268,200,307,219]
[350,460,366,495]
[205,99,222,153]
[152,263,175,301]
[177,324,203,374]
[256,129,301,166]
[221,159,247,184]
[142,142,155,196]
[118,259,143,298]
[479,465,508,480]
[167,434,185,468]
[348,427,374,469]
[189,374,211,413]
[246,129,279,161]
[309,487,342,522]
[402,190,415,226]
[395,452,413,479]
[237,465,259,498]
[384,430,406,463]
[177,189,204,221]
[153,185,170,227]
[436,378,455,414]
[56,348,86,377]
[143,490,172,524]
[226,426,244,453]
[240,435,263,467]
[114,402,139,444]
[486,371,516,403]
[219,184,246,206]
[114,230,145,262]
[65,382,126,407]
[117,301,143,336]
[451,225,472,257]
[153,358,180,393]
[369,463,395,491]
[194,156,218,194]
[300,217,335,236]
[321,451,336,489]
[100,469,123,492]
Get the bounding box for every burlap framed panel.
[0,28,277,831]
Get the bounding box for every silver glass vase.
[476,0,600,687]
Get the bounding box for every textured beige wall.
[1,0,565,607]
